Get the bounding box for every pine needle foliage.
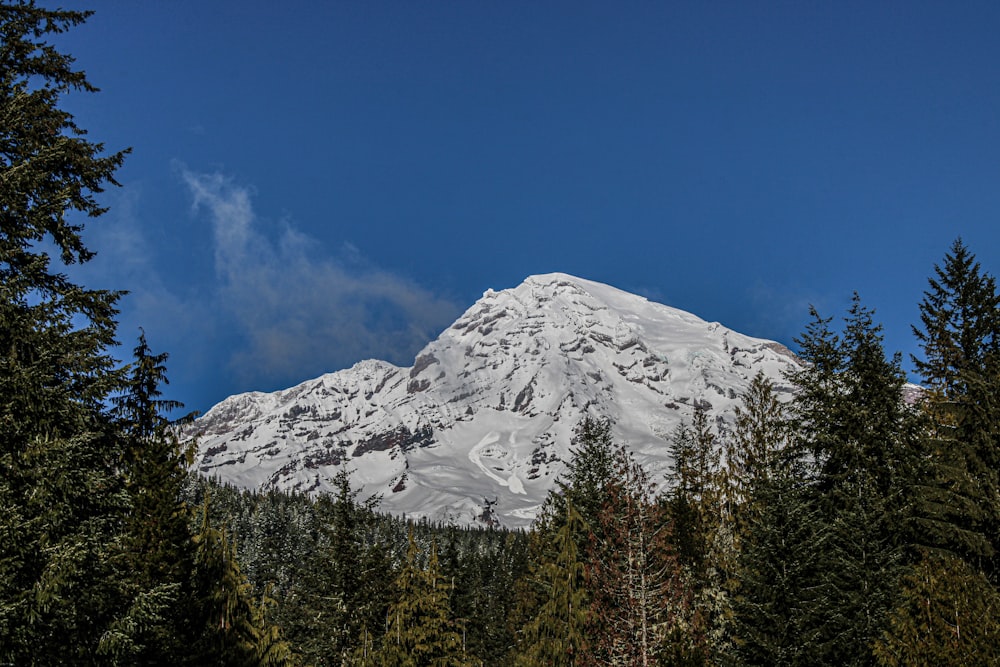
[911,238,1000,574]
[874,550,1000,666]
[0,2,130,660]
[375,529,477,666]
[517,497,591,667]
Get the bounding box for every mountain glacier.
[188,273,800,527]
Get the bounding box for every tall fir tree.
[719,372,792,552]
[911,238,1000,574]
[782,296,918,666]
[100,331,199,663]
[662,406,724,662]
[517,497,591,667]
[0,2,131,661]
[731,455,817,667]
[374,529,476,667]
[879,239,1000,660]
[720,372,793,665]
[665,406,721,579]
[550,416,620,534]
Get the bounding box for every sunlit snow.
[188,273,800,528]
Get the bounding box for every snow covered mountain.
[188,273,800,528]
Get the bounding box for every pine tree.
[550,416,620,534]
[719,373,793,665]
[0,2,131,661]
[661,406,725,661]
[665,406,721,577]
[782,296,918,665]
[99,331,199,663]
[732,459,817,666]
[116,334,190,579]
[874,550,1000,666]
[911,238,1000,573]
[189,498,296,666]
[720,372,791,536]
[375,529,476,667]
[517,497,591,667]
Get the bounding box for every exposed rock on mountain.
[188,273,800,527]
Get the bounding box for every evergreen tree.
[665,406,721,579]
[0,2,131,661]
[375,529,476,667]
[732,458,817,667]
[874,550,1000,666]
[517,497,591,667]
[550,416,620,534]
[720,372,791,537]
[102,331,198,663]
[189,499,296,666]
[662,407,724,662]
[719,373,793,665]
[290,464,389,666]
[782,296,918,665]
[911,238,1000,573]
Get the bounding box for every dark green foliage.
[911,238,1000,573]
[289,466,395,666]
[439,523,530,663]
[732,462,817,666]
[113,328,187,439]
[913,239,1000,401]
[373,530,478,666]
[551,416,620,532]
[874,550,1000,666]
[189,500,296,666]
[105,333,198,663]
[517,497,591,667]
[0,2,131,661]
[721,372,791,533]
[722,373,796,665]
[182,476,531,666]
[0,7,300,661]
[663,407,725,663]
[0,1,129,292]
[665,406,721,579]
[777,295,919,665]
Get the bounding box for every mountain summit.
[189,273,800,527]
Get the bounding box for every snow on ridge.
[188,273,802,528]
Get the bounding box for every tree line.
[3,2,1000,664]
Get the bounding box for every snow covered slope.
[188,273,800,527]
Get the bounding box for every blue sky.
[54,1,1000,415]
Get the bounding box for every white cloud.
[179,167,460,385]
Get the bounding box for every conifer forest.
[4,3,1000,665]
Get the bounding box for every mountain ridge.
[188,272,800,527]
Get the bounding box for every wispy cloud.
[179,167,460,386]
[76,187,211,351]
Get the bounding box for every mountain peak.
[188,274,800,527]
